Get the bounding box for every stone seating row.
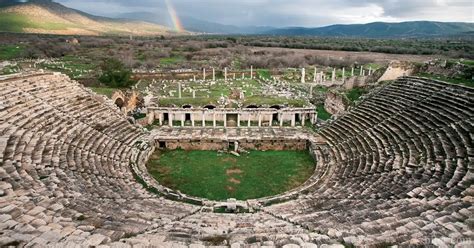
[265,77,473,247]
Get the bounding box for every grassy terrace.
[158,96,307,108]
[416,73,474,88]
[146,150,315,200]
[39,55,97,79]
[346,87,368,102]
[317,104,331,120]
[0,44,24,60]
[89,87,117,98]
[152,78,309,107]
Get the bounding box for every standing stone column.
[169,113,173,127]
[291,114,296,127]
[158,112,163,126]
[301,114,305,127]
[342,67,345,83]
[181,113,185,127]
[331,68,336,82]
[351,67,354,77]
[212,68,215,81]
[279,113,283,127]
[242,73,245,79]
[237,114,240,127]
[250,66,253,79]
[202,112,205,127]
[192,90,196,99]
[233,73,236,80]
[269,113,273,127]
[191,113,195,127]
[224,67,227,81]
[301,68,306,83]
[310,85,313,98]
[213,113,216,128]
[178,82,182,98]
[193,75,196,81]
[313,67,317,82]
[258,113,262,127]
[224,114,227,127]
[203,68,206,80]
[248,113,251,127]
[368,66,372,76]
[360,66,363,76]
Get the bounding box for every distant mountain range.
[118,10,474,38]
[0,0,473,38]
[116,11,273,35]
[0,0,175,36]
[263,21,474,38]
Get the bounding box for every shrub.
[98,58,136,88]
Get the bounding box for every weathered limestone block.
[324,91,349,116]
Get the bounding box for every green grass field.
[89,87,117,98]
[146,150,315,200]
[317,104,331,120]
[153,78,308,107]
[0,44,24,60]
[0,13,71,33]
[416,72,474,88]
[346,87,367,102]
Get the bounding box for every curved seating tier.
[0,73,197,246]
[265,77,473,247]
[1,74,472,247]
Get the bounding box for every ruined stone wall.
[157,139,307,151]
[343,76,369,89]
[239,139,307,151]
[163,140,227,150]
[378,61,416,82]
[324,91,349,115]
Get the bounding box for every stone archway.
[114,98,125,109]
[270,105,281,123]
[204,105,216,110]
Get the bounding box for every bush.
[98,58,136,88]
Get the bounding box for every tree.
[98,58,136,88]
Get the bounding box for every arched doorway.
[115,98,125,109]
[270,105,281,123]
[204,105,216,110]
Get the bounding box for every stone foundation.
[156,138,307,151]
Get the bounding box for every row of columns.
[200,66,253,81]
[202,66,254,81]
[304,66,373,83]
[158,112,316,128]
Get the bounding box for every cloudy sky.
[56,0,474,27]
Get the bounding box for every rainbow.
[165,0,185,32]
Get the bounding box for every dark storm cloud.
[56,0,473,27]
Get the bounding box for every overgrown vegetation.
[98,58,136,88]
[346,87,368,102]
[416,72,474,88]
[317,104,331,120]
[0,44,24,60]
[89,87,116,98]
[146,150,315,200]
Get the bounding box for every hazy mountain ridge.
[0,0,176,36]
[263,21,474,38]
[116,11,274,34]
[116,10,473,37]
[0,0,472,38]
